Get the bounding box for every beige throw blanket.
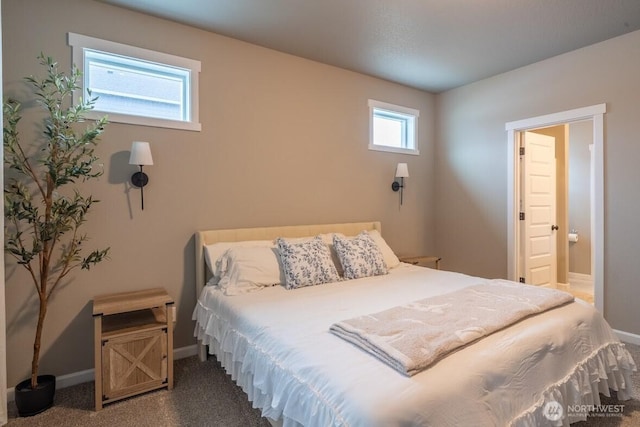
[329,280,574,376]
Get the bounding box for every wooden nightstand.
[93,288,174,411]
[400,256,441,269]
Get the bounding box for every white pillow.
[204,240,274,283]
[367,229,400,269]
[333,232,388,280]
[217,246,283,296]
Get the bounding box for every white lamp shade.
[129,141,154,166]
[395,163,409,178]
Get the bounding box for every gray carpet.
[7,344,640,426]
[7,356,272,427]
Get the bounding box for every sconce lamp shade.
[129,141,154,166]
[395,163,409,178]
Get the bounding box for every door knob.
[551,225,559,231]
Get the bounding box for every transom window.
[68,33,201,131]
[368,99,419,155]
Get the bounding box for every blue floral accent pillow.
[276,236,341,289]
[333,232,388,280]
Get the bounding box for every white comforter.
[330,280,575,376]
[193,264,636,427]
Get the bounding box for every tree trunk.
[31,295,47,389]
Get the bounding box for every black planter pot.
[14,375,56,417]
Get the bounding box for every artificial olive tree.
[4,54,110,389]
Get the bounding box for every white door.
[521,131,557,287]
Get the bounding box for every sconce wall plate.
[131,170,149,188]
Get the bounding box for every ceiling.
[99,0,640,93]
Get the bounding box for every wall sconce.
[391,163,409,205]
[129,141,153,210]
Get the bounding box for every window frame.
[368,99,419,155]
[68,32,201,131]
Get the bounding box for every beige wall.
[436,29,640,335]
[2,0,436,385]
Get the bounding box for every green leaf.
[3,52,110,305]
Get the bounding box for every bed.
[192,222,636,426]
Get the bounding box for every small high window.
[68,33,201,131]
[368,100,419,155]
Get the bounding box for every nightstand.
[93,287,174,411]
[400,256,441,269]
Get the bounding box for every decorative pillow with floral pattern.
[276,236,341,289]
[333,232,388,280]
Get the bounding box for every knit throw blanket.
[329,280,574,376]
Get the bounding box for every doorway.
[525,124,594,303]
[506,104,605,312]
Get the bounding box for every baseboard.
[174,344,198,360]
[614,329,640,346]
[6,344,199,403]
[568,272,593,283]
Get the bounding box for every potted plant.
[3,54,110,416]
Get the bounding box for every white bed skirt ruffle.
[512,342,636,426]
[193,299,636,427]
[194,300,343,427]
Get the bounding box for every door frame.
[506,103,605,312]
